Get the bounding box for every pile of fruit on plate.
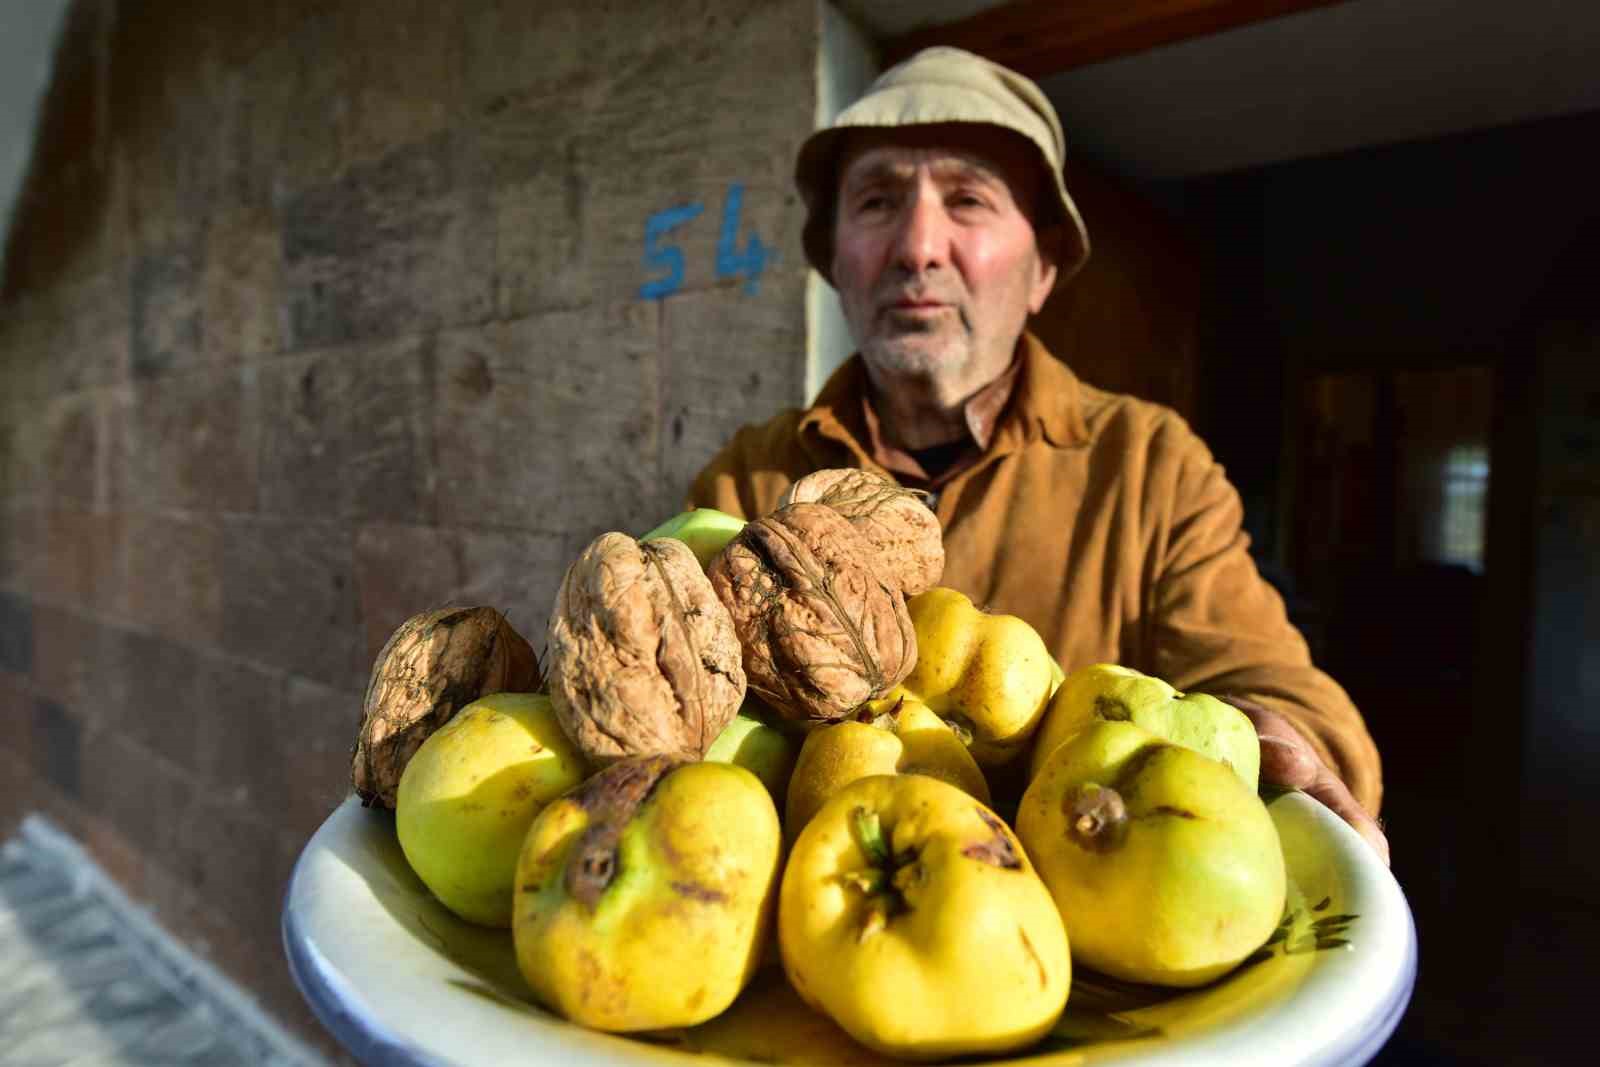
[347,469,1305,1063]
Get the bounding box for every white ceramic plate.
[283,790,1415,1067]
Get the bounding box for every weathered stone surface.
[352,523,461,669]
[0,670,37,781]
[280,131,494,350]
[132,239,205,380]
[433,304,661,534]
[0,4,822,1050]
[259,336,434,522]
[117,369,259,515]
[281,675,365,837]
[27,605,103,718]
[54,271,132,392]
[482,121,587,318]
[0,404,47,512]
[337,2,467,168]
[219,517,364,689]
[218,6,344,207]
[4,274,132,395]
[351,521,572,671]
[203,204,284,363]
[111,13,223,255]
[191,655,294,807]
[76,726,196,867]
[467,0,811,313]
[39,393,107,512]
[578,144,804,311]
[465,0,794,106]
[123,512,224,649]
[571,3,811,305]
[30,606,284,788]
[0,506,43,596]
[463,0,586,104]
[195,818,307,1006]
[659,286,807,511]
[32,510,127,618]
[454,525,574,651]
[0,300,43,425]
[37,399,94,511]
[0,592,32,674]
[31,698,82,798]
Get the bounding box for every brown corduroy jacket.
[688,333,1383,816]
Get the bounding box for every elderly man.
[689,47,1387,861]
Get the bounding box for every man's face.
[830,125,1060,395]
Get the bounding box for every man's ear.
[1029,223,1065,313]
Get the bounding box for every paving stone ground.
[0,818,329,1067]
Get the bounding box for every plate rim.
[283,790,1416,1067]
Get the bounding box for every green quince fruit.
[641,507,747,570]
[705,706,799,805]
[395,692,588,927]
[1017,720,1286,987]
[1029,663,1260,791]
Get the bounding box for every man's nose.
[891,188,949,274]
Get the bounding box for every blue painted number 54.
[640,183,771,300]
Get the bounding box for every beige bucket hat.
[795,46,1091,286]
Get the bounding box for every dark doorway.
[1148,107,1600,1065]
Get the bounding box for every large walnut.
[546,533,746,765]
[352,606,541,809]
[708,502,917,725]
[778,468,944,596]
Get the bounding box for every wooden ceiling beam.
[881,0,1358,78]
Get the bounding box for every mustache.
[875,280,962,308]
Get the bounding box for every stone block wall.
[0,0,818,1054]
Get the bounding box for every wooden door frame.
[882,0,1357,76]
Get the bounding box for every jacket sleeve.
[1143,416,1384,816]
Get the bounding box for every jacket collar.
[798,330,1090,460]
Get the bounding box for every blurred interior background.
[2,2,1597,1065]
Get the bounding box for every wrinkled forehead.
[833,124,1047,217]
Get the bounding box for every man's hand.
[1220,696,1390,867]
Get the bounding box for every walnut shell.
[778,468,944,596]
[546,533,746,765]
[352,606,541,809]
[707,502,917,725]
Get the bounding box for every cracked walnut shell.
[546,533,746,765]
[778,468,944,596]
[352,606,541,809]
[707,502,916,726]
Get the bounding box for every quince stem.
[847,806,917,941]
[852,806,891,866]
[1068,782,1129,853]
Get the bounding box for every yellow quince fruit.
[512,756,780,1031]
[896,587,1056,766]
[784,694,990,840]
[395,692,587,927]
[779,773,1070,1061]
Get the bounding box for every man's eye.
[950,192,988,210]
